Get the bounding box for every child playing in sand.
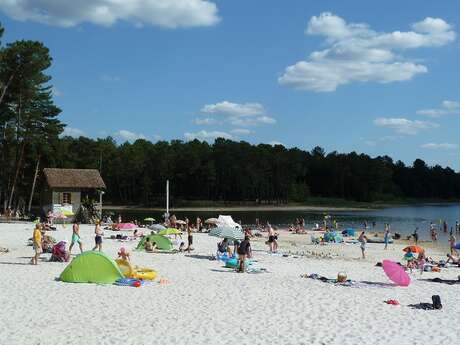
[31,224,42,265]
[117,247,130,261]
[417,251,426,275]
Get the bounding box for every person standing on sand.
[31,224,42,265]
[186,223,193,253]
[196,217,202,232]
[237,235,251,273]
[69,220,83,255]
[443,220,448,233]
[267,223,278,253]
[449,234,457,255]
[92,221,103,251]
[384,226,390,250]
[358,231,368,259]
[412,227,419,245]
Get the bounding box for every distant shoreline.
[105,205,373,212]
[104,200,460,213]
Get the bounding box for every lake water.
[107,204,460,241]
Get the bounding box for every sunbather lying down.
[422,277,460,285]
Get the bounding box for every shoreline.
[104,205,374,212]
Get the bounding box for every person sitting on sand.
[217,238,232,257]
[446,254,459,264]
[237,235,252,273]
[31,224,43,265]
[145,238,156,253]
[117,247,130,261]
[404,249,416,272]
[358,231,368,259]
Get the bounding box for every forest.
[2,23,460,212]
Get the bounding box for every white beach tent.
[217,215,242,230]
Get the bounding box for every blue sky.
[1,0,459,169]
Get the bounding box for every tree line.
[2,23,460,213]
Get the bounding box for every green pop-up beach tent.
[59,251,124,284]
[136,234,173,251]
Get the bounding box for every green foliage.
[0,26,63,210]
[21,136,460,206]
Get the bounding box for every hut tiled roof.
[43,168,106,189]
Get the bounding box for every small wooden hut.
[41,168,106,216]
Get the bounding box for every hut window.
[62,192,72,204]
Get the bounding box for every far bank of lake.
[106,203,460,242]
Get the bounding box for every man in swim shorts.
[69,220,83,255]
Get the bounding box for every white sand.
[0,223,459,345]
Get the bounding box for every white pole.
[166,180,169,217]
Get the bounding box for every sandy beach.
[1,222,459,345]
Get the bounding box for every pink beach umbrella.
[116,223,137,230]
[382,260,411,287]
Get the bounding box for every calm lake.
[107,204,460,241]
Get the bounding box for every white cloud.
[374,117,439,135]
[199,101,276,127]
[193,117,219,125]
[230,128,252,135]
[421,143,458,150]
[0,0,220,28]
[114,129,146,142]
[442,100,460,110]
[201,101,265,117]
[363,135,399,147]
[184,130,232,141]
[279,13,455,92]
[417,100,460,117]
[61,127,85,138]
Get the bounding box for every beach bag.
[432,295,442,310]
